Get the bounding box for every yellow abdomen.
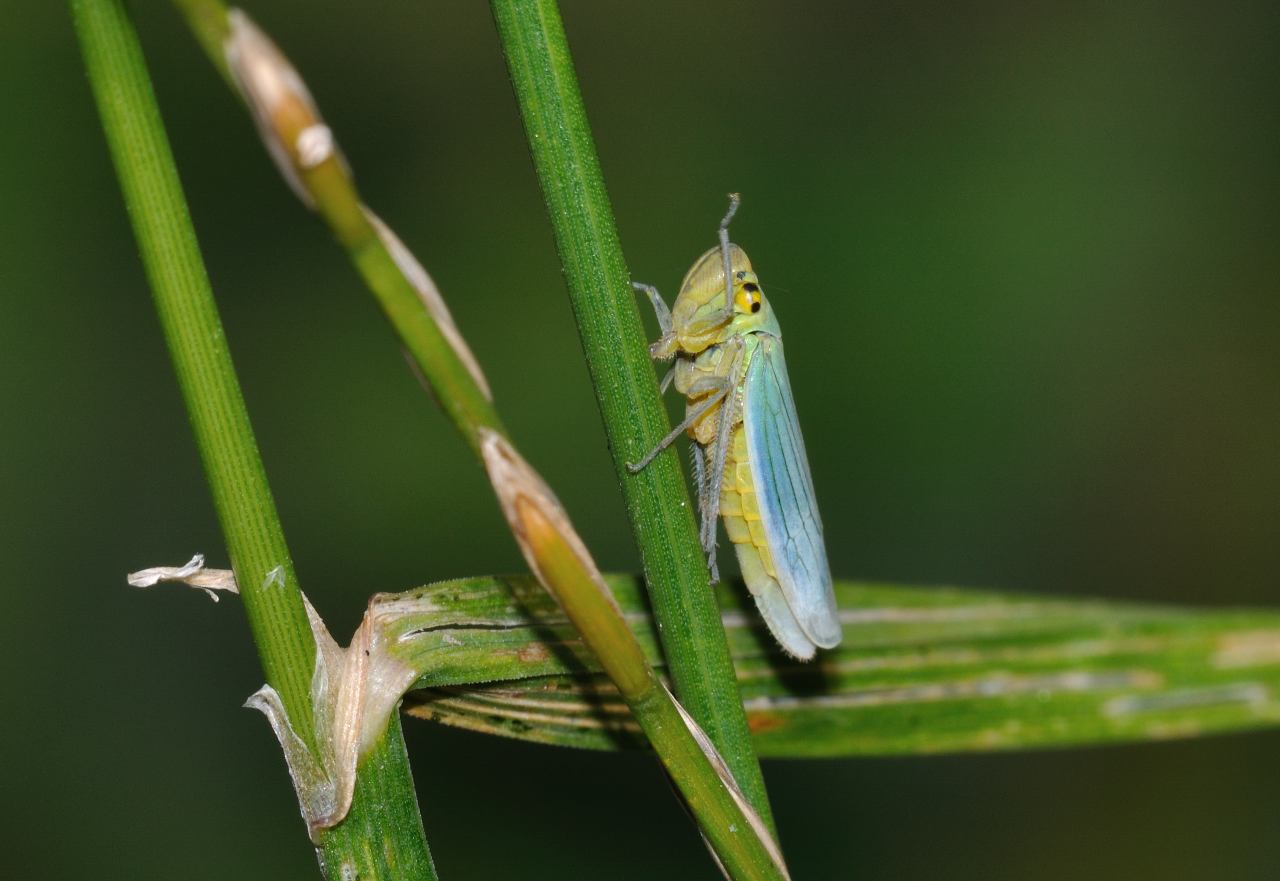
[718,425,778,588]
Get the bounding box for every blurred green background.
[5,0,1279,878]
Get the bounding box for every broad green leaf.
[387,575,1280,756]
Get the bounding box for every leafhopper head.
[666,245,777,355]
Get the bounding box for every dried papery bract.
[223,8,346,206]
[252,607,419,836]
[127,553,237,599]
[129,557,418,837]
[477,430,790,881]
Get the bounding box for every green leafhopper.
[630,195,841,659]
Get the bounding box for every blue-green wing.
[744,335,841,649]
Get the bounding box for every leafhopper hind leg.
[697,338,746,583]
[625,385,729,474]
[690,443,720,583]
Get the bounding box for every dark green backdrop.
[5,1,1278,878]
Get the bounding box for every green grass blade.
[72,0,312,729]
[487,0,771,827]
[375,575,1280,756]
[71,2,436,875]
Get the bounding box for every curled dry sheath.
[130,556,418,837]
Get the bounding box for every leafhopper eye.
[736,281,762,314]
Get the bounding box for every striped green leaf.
[383,575,1280,756]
